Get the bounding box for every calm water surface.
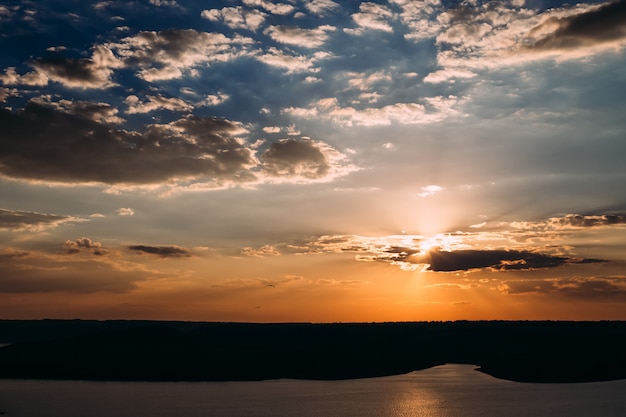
[0,364,624,417]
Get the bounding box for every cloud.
[430,0,626,75]
[31,96,124,124]
[201,7,267,32]
[372,246,604,272]
[305,0,340,17]
[256,47,320,73]
[294,226,611,273]
[108,29,254,82]
[116,208,134,216]
[0,5,12,18]
[125,94,193,114]
[436,21,493,46]
[199,93,230,106]
[149,0,181,7]
[350,2,395,33]
[0,248,153,293]
[512,213,626,230]
[284,96,463,126]
[0,67,48,86]
[215,274,303,289]
[242,0,295,16]
[260,138,355,182]
[127,244,191,258]
[418,185,444,197]
[30,45,124,89]
[522,0,626,51]
[0,87,18,103]
[0,208,80,231]
[390,0,442,41]
[0,102,256,185]
[423,68,477,84]
[550,214,626,228]
[263,126,281,133]
[501,276,626,299]
[0,100,356,187]
[423,249,583,272]
[264,25,335,48]
[345,70,391,90]
[316,279,368,286]
[241,244,280,257]
[65,237,108,256]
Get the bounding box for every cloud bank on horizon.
[0,0,625,321]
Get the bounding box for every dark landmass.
[0,320,625,383]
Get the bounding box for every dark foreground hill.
[0,320,625,383]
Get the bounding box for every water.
[0,364,624,416]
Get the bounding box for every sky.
[1,0,625,322]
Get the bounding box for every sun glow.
[418,233,468,254]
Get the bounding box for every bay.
[0,364,624,416]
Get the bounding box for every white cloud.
[0,67,48,86]
[0,87,18,103]
[242,0,295,16]
[424,68,477,83]
[284,95,463,126]
[431,1,626,73]
[264,25,335,48]
[199,93,230,106]
[125,94,193,114]
[108,29,255,82]
[418,185,444,197]
[351,2,395,33]
[201,7,267,32]
[116,208,135,216]
[305,0,340,17]
[149,0,180,7]
[345,70,392,91]
[256,47,319,73]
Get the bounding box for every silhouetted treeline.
[0,320,625,383]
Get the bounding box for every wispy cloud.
[0,208,82,231]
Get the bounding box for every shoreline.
[1,320,625,384]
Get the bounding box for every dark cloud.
[0,208,76,230]
[503,277,626,299]
[32,96,124,124]
[30,45,122,88]
[128,244,191,258]
[550,213,626,228]
[526,0,626,50]
[261,138,332,179]
[0,102,256,185]
[421,249,603,272]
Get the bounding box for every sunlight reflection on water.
[0,364,624,417]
